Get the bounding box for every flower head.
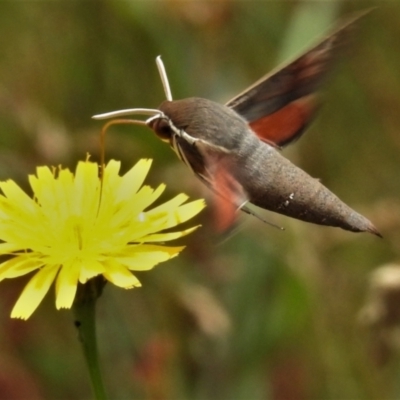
[0,159,205,319]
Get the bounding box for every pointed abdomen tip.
[368,224,383,238]
[347,212,382,238]
[360,217,382,238]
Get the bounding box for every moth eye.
[151,119,173,141]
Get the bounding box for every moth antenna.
[156,56,173,101]
[92,108,161,120]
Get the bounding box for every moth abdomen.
[240,143,380,236]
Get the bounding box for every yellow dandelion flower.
[0,159,205,320]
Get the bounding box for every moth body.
[152,97,379,236]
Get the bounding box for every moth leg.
[241,204,284,230]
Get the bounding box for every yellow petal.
[73,162,100,217]
[116,244,185,271]
[35,165,56,183]
[110,185,157,228]
[174,199,206,223]
[79,260,106,283]
[103,159,121,181]
[115,159,152,202]
[0,180,37,213]
[133,184,166,214]
[123,244,185,257]
[55,261,80,309]
[155,199,206,230]
[31,166,74,219]
[103,260,142,288]
[0,242,25,254]
[125,212,170,243]
[0,179,32,206]
[146,193,189,215]
[140,225,200,242]
[0,256,43,280]
[29,166,58,209]
[100,160,122,203]
[11,265,59,320]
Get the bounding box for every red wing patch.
[195,140,247,231]
[249,95,317,147]
[213,164,246,231]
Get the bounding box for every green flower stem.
[72,277,107,400]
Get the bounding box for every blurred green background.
[1,1,400,399]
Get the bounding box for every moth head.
[147,114,175,142]
[158,99,199,128]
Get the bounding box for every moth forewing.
[226,10,370,149]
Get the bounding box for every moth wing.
[174,135,247,231]
[196,141,248,231]
[226,11,367,147]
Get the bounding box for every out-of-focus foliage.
[0,1,399,399]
